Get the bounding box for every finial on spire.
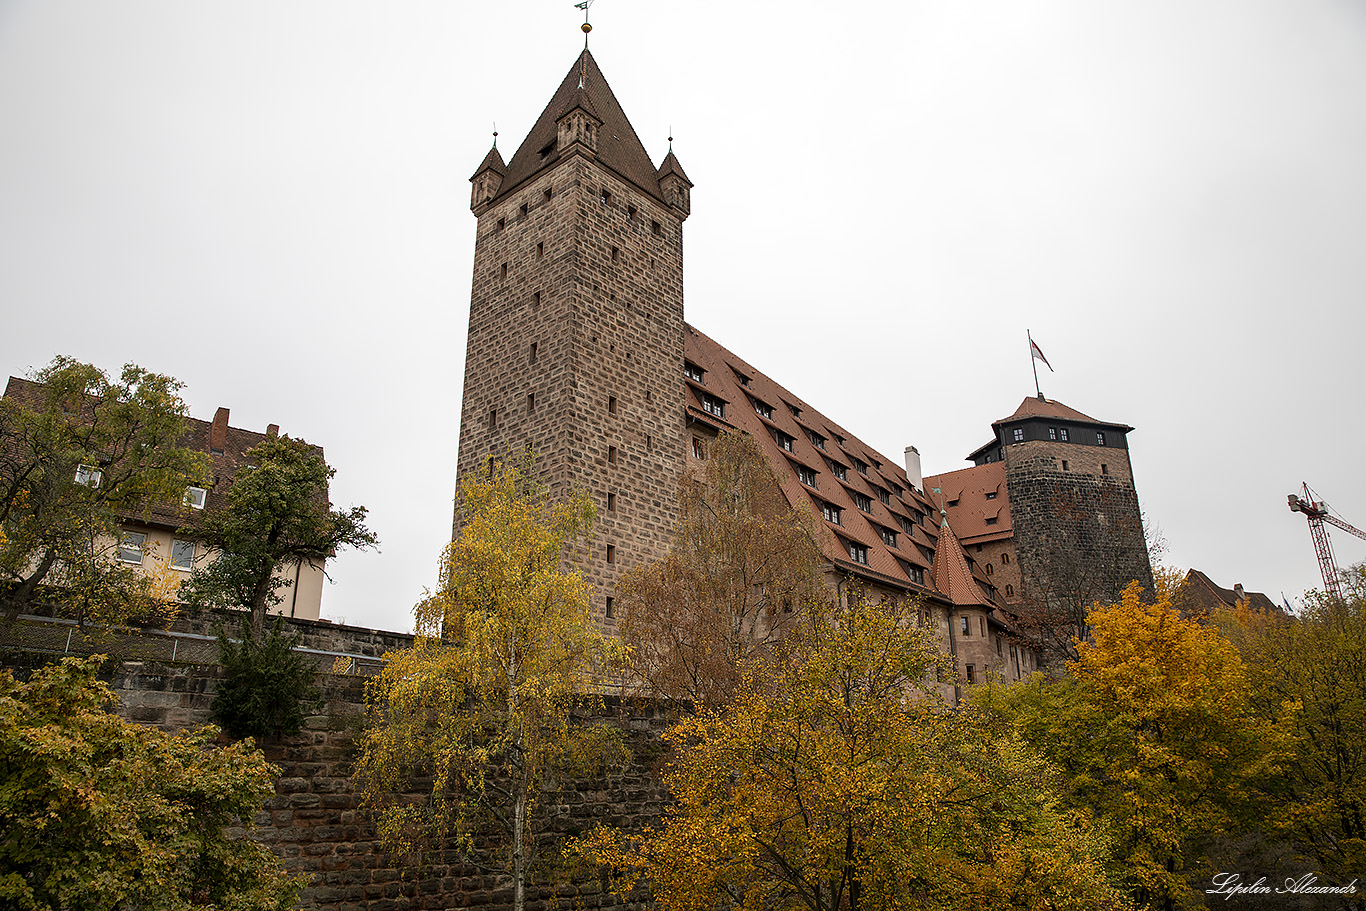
[492,123,498,149]
[575,0,594,49]
[668,127,673,153]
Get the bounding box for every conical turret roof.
[494,50,664,205]
[657,149,692,186]
[931,515,995,608]
[469,145,506,181]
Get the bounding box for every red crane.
[1288,482,1366,598]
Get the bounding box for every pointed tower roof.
[995,396,1133,431]
[931,515,995,608]
[494,50,665,205]
[657,149,692,186]
[470,145,506,181]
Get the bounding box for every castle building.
[925,395,1154,662]
[455,49,1082,687]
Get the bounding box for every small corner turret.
[657,149,692,220]
[469,145,506,216]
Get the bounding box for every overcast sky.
[2,1,1363,631]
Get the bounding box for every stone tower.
[455,50,692,629]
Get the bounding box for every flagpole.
[1028,329,1041,399]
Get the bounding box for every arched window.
[1001,553,1010,565]
[985,563,994,575]
[1005,584,1014,597]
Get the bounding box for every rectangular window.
[611,245,619,263]
[527,393,535,412]
[519,203,528,219]
[701,395,725,418]
[880,527,897,547]
[985,516,998,525]
[536,241,544,258]
[808,430,826,450]
[532,290,542,307]
[1062,460,1070,471]
[692,438,706,459]
[1096,432,1106,446]
[605,596,615,619]
[684,362,704,382]
[853,493,872,514]
[1059,428,1069,441]
[118,532,146,565]
[907,564,924,585]
[774,430,794,452]
[966,664,976,684]
[853,458,868,475]
[607,492,616,512]
[798,465,817,488]
[529,342,538,364]
[184,486,207,510]
[821,502,842,525]
[651,220,662,236]
[75,464,102,488]
[627,205,637,221]
[608,395,617,414]
[1012,428,1024,442]
[754,400,773,420]
[500,262,508,279]
[898,516,915,535]
[1101,463,1109,475]
[600,190,612,205]
[607,446,618,465]
[996,636,1003,656]
[980,617,987,636]
[606,544,616,564]
[489,408,497,429]
[877,488,891,505]
[848,542,868,565]
[496,217,505,232]
[1049,427,1057,440]
[830,462,847,481]
[960,616,969,635]
[543,186,553,201]
[985,491,997,500]
[171,539,195,571]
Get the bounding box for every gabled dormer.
[555,86,602,159]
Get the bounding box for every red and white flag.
[1030,338,1053,372]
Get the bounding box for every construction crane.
[1288,482,1366,598]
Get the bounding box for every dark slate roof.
[657,150,692,186]
[493,50,665,205]
[469,145,506,180]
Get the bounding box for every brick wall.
[456,153,686,634]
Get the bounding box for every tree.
[181,434,375,637]
[0,655,299,911]
[212,617,323,741]
[354,455,623,911]
[618,431,827,708]
[575,593,1124,911]
[0,357,208,626]
[1214,566,1366,899]
[986,582,1274,911]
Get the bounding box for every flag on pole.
[1030,338,1053,372]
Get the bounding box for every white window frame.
[821,502,842,526]
[170,539,196,571]
[118,532,146,565]
[1013,428,1024,442]
[848,542,868,565]
[798,465,818,488]
[75,464,103,488]
[184,486,207,510]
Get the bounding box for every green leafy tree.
[0,655,300,910]
[181,434,375,637]
[212,617,323,741]
[0,357,207,625]
[355,455,623,911]
[618,431,827,708]
[576,594,1124,911]
[984,582,1275,911]
[1215,566,1366,899]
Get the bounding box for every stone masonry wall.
[2,618,673,911]
[1005,440,1154,610]
[455,152,686,635]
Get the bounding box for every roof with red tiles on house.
[1175,569,1279,617]
[684,324,1003,609]
[923,461,1013,545]
[930,516,995,609]
[996,395,1134,431]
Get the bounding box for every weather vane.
[574,0,594,48]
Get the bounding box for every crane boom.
[1288,483,1366,598]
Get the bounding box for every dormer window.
[880,527,897,547]
[184,487,207,510]
[798,465,817,488]
[848,542,869,565]
[985,491,997,500]
[539,139,556,159]
[684,362,704,383]
[821,502,842,526]
[75,464,102,488]
[854,493,872,514]
[853,458,868,476]
[754,400,773,420]
[774,430,795,452]
[877,488,891,505]
[701,394,725,418]
[829,461,847,482]
[808,430,826,450]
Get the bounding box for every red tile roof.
[997,396,1133,431]
[930,518,995,608]
[922,462,1013,544]
[685,324,958,597]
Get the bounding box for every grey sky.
[2,1,1363,630]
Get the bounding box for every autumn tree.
[355,455,623,911]
[1214,566,1366,898]
[0,655,299,910]
[985,582,1273,911]
[181,434,375,637]
[0,357,208,626]
[576,593,1124,911]
[618,431,828,708]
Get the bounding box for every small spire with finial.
[492,123,498,149]
[668,127,673,153]
[575,0,594,50]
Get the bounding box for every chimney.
[903,445,923,490]
[266,423,279,438]
[210,407,229,454]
